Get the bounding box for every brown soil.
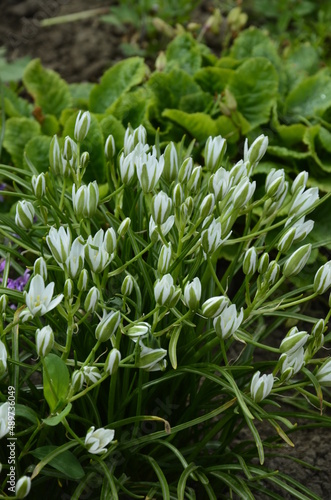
[1,1,331,498]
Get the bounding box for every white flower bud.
[279,327,309,355]
[277,227,296,253]
[163,142,179,182]
[31,173,46,198]
[154,274,181,308]
[213,304,244,339]
[279,348,305,381]
[64,278,74,301]
[201,219,226,255]
[34,256,47,280]
[184,277,201,311]
[36,326,54,358]
[250,371,274,402]
[265,169,285,199]
[136,152,164,192]
[46,226,71,265]
[72,181,99,219]
[78,269,89,292]
[15,200,35,230]
[187,166,202,193]
[209,167,233,201]
[71,370,84,393]
[74,111,91,142]
[119,151,136,185]
[204,135,227,172]
[230,160,248,184]
[172,183,184,207]
[291,171,308,195]
[243,247,258,275]
[244,134,268,166]
[15,476,31,499]
[121,275,134,296]
[118,217,131,237]
[178,157,193,183]
[289,187,319,218]
[95,310,121,342]
[258,252,269,274]
[126,322,151,341]
[0,295,8,314]
[149,215,174,243]
[105,348,121,375]
[49,135,61,174]
[232,178,256,209]
[62,136,76,162]
[80,151,89,172]
[136,340,167,371]
[105,134,116,160]
[151,191,172,225]
[264,260,280,286]
[314,261,331,295]
[158,243,172,275]
[82,366,101,384]
[104,227,117,255]
[316,358,331,386]
[199,193,215,219]
[84,286,100,313]
[283,244,311,277]
[201,296,230,318]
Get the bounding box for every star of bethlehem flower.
[21,275,64,322]
[85,426,115,454]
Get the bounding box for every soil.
[1,1,331,498]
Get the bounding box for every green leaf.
[69,82,94,108]
[31,445,84,480]
[228,58,278,130]
[3,117,41,167]
[43,353,69,412]
[285,71,331,120]
[110,87,151,128]
[3,85,33,118]
[169,327,181,369]
[276,123,306,147]
[42,403,72,427]
[267,145,310,160]
[40,114,59,136]
[100,115,126,151]
[23,59,72,118]
[15,404,39,424]
[89,57,147,113]
[63,111,106,183]
[194,67,233,94]
[23,135,52,173]
[230,27,281,71]
[162,110,217,141]
[165,33,204,75]
[0,49,31,82]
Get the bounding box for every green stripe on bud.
[283,244,311,277]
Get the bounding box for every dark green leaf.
[3,117,40,167]
[23,135,52,173]
[43,353,69,412]
[31,445,84,480]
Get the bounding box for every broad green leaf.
[31,445,84,480]
[165,33,204,75]
[110,87,151,128]
[162,110,218,141]
[194,67,233,94]
[318,127,331,153]
[267,145,310,160]
[228,58,278,129]
[309,196,331,249]
[89,57,147,113]
[40,114,59,136]
[285,71,331,119]
[230,27,281,72]
[42,403,72,426]
[148,69,202,119]
[23,135,52,173]
[0,49,31,82]
[43,353,69,412]
[277,123,306,147]
[23,59,72,118]
[63,111,106,183]
[216,57,241,69]
[3,117,40,167]
[100,115,126,151]
[303,124,322,166]
[179,91,213,113]
[3,85,33,118]
[285,44,321,91]
[69,82,94,108]
[215,115,241,143]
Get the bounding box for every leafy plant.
[0,112,331,498]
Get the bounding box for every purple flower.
[0,263,30,291]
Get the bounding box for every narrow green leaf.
[31,444,84,480]
[177,463,199,500]
[169,327,181,369]
[42,403,72,427]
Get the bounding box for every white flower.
[149,215,174,242]
[154,274,181,307]
[250,371,274,402]
[15,476,31,499]
[72,181,99,218]
[280,347,305,380]
[85,426,115,454]
[213,304,244,339]
[82,366,101,384]
[201,219,226,255]
[0,402,9,439]
[289,187,319,218]
[46,226,72,264]
[209,167,233,201]
[244,134,268,166]
[136,151,164,192]
[65,237,85,279]
[151,191,172,225]
[85,229,112,274]
[22,275,63,321]
[205,135,227,172]
[136,340,167,371]
[184,277,201,311]
[74,110,91,142]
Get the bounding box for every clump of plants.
[0,111,331,499]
